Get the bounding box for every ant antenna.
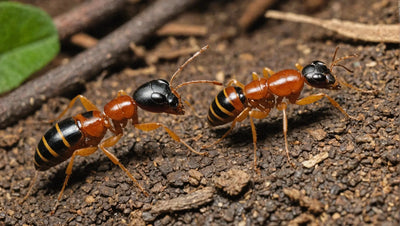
[330,47,375,94]
[167,44,222,116]
[334,64,354,73]
[169,44,222,94]
[169,45,210,87]
[329,46,358,71]
[175,80,222,90]
[330,46,340,69]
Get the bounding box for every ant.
[205,47,373,170]
[21,45,221,213]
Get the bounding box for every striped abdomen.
[207,86,247,126]
[34,117,82,171]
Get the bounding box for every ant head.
[132,79,184,115]
[301,61,340,90]
[301,47,355,90]
[132,45,221,115]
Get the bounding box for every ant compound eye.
[151,92,168,104]
[325,73,336,85]
[168,95,179,108]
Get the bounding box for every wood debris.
[54,0,127,40]
[142,187,214,221]
[265,10,400,43]
[131,43,201,65]
[122,66,157,77]
[70,33,99,48]
[302,152,329,168]
[238,0,276,30]
[149,46,200,62]
[288,213,318,226]
[156,23,208,36]
[213,169,250,196]
[306,128,327,141]
[283,188,324,214]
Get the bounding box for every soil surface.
[1,0,399,225]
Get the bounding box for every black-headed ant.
[21,45,221,213]
[205,47,373,169]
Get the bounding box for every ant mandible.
[21,45,221,213]
[205,47,373,170]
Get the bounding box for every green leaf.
[0,2,59,94]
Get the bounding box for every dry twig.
[238,0,276,30]
[54,0,128,40]
[265,10,400,43]
[156,23,208,36]
[122,66,157,77]
[142,187,215,221]
[70,33,99,48]
[147,46,201,65]
[130,43,202,65]
[0,0,200,129]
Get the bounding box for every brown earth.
[0,0,399,225]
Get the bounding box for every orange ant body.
[22,45,221,213]
[206,47,372,169]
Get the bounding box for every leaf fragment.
[0,2,60,94]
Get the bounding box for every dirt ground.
[0,0,399,225]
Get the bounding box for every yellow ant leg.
[295,63,303,71]
[117,90,129,96]
[51,95,100,123]
[134,123,207,156]
[99,134,148,196]
[52,146,98,214]
[251,72,260,80]
[337,77,376,94]
[202,107,251,149]
[276,103,296,167]
[248,109,271,172]
[263,67,275,78]
[227,79,245,89]
[295,93,356,120]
